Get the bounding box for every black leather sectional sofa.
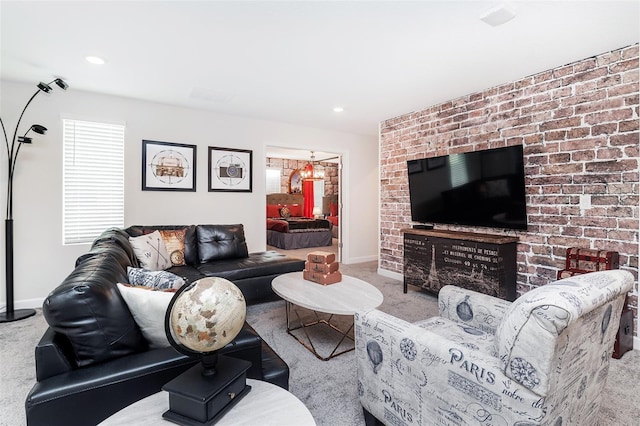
[25,224,305,426]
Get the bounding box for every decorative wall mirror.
[288,169,303,194]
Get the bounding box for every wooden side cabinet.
[403,229,518,301]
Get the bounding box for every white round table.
[99,379,315,425]
[272,272,383,360]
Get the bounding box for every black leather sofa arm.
[216,326,263,379]
[35,328,74,382]
[27,325,268,426]
[260,341,290,389]
[26,346,197,426]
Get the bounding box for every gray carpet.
[1,260,639,425]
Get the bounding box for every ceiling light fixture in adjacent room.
[300,151,325,180]
[85,56,106,65]
[333,106,344,113]
[480,4,516,27]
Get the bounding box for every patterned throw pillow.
[128,267,185,290]
[280,206,291,218]
[129,230,172,270]
[159,229,187,266]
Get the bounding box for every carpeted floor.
[1,260,638,425]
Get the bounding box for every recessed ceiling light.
[85,56,106,65]
[333,107,344,113]
[480,4,516,27]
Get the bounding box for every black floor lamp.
[1,78,68,323]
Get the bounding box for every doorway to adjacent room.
[265,147,342,262]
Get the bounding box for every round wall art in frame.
[208,146,253,192]
[142,140,197,192]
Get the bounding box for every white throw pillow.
[117,283,173,348]
[129,230,172,270]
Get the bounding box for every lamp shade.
[54,78,69,90]
[37,82,52,93]
[30,124,47,135]
[17,137,32,144]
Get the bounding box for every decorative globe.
[166,277,246,354]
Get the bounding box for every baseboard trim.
[0,297,44,313]
[343,255,378,264]
[377,267,402,281]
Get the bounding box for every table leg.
[284,301,355,361]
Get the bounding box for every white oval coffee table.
[272,272,383,360]
[99,379,315,425]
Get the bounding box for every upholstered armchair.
[355,269,633,425]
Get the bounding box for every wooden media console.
[403,229,518,301]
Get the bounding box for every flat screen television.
[407,145,527,230]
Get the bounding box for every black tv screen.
[407,145,527,230]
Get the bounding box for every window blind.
[63,119,125,245]
[449,153,469,188]
[265,168,281,194]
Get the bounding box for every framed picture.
[288,169,303,194]
[208,147,253,192]
[142,140,196,191]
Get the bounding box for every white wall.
[0,80,379,309]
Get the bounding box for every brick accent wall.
[379,44,639,324]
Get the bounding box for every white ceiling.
[2,1,639,143]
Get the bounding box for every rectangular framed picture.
[208,147,253,192]
[142,140,197,191]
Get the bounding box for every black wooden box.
[162,355,251,425]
